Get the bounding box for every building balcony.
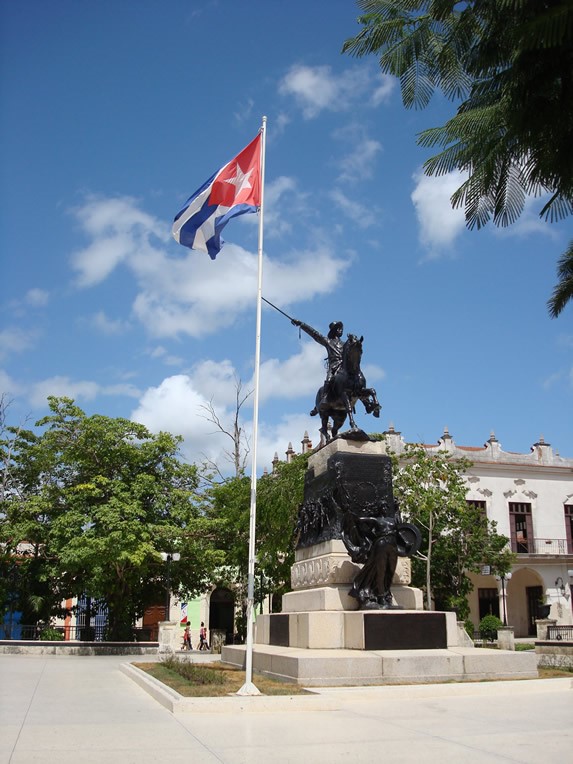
[514,538,570,556]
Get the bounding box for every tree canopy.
[0,397,222,639]
[547,242,573,318]
[344,0,573,314]
[391,443,513,619]
[205,452,309,632]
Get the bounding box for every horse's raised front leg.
[362,388,381,418]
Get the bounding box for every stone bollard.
[210,629,227,654]
[457,621,475,647]
[535,618,557,641]
[497,626,515,651]
[157,621,180,654]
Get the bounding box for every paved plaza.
[1,653,571,763]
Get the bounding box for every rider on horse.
[291,318,344,416]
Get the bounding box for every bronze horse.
[314,334,381,443]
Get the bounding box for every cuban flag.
[172,133,262,259]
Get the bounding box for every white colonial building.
[382,426,573,637]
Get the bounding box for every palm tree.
[343,0,573,229]
[343,1,573,316]
[547,242,573,318]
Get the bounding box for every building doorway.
[478,588,500,621]
[526,585,543,636]
[209,587,235,644]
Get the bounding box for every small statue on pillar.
[341,499,420,610]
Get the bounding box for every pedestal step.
[221,644,538,687]
[255,610,460,650]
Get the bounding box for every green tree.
[1,397,221,639]
[391,443,513,619]
[257,452,310,604]
[343,0,573,313]
[206,452,309,625]
[1,395,68,627]
[547,242,573,318]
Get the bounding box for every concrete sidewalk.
[1,653,571,764]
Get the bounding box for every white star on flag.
[225,163,254,197]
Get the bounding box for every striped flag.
[172,134,262,259]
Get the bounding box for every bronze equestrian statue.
[291,318,381,443]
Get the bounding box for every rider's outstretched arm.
[292,320,327,348]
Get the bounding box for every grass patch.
[538,666,573,678]
[515,643,535,651]
[134,657,310,696]
[133,657,573,697]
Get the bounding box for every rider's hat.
[328,321,343,333]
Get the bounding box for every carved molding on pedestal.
[291,550,412,590]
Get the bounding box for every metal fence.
[547,624,573,642]
[530,538,569,555]
[0,624,158,642]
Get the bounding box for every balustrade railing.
[0,624,158,642]
[514,538,569,555]
[547,624,573,641]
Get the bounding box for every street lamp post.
[495,572,512,626]
[160,552,180,621]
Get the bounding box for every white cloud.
[259,344,325,402]
[371,74,396,106]
[28,376,140,408]
[29,377,100,407]
[336,138,382,184]
[0,369,19,396]
[70,196,167,287]
[411,170,560,255]
[264,246,351,305]
[362,362,386,385]
[25,288,49,307]
[273,112,291,135]
[70,196,350,340]
[148,346,185,367]
[257,413,318,470]
[329,189,378,228]
[0,327,39,360]
[263,175,300,238]
[279,64,391,119]
[189,359,246,407]
[492,193,561,241]
[233,97,254,125]
[130,340,385,471]
[411,170,467,256]
[130,374,235,468]
[91,311,131,335]
[130,371,319,472]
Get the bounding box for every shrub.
[478,614,503,642]
[464,618,475,638]
[160,656,225,685]
[39,627,64,641]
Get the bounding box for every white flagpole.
[237,115,266,696]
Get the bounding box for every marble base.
[221,644,538,687]
[255,609,459,650]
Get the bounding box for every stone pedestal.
[222,438,539,684]
[535,618,557,641]
[497,626,515,651]
[157,621,180,654]
[255,609,459,650]
[256,438,425,652]
[286,539,423,613]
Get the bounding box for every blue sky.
[2,0,572,471]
